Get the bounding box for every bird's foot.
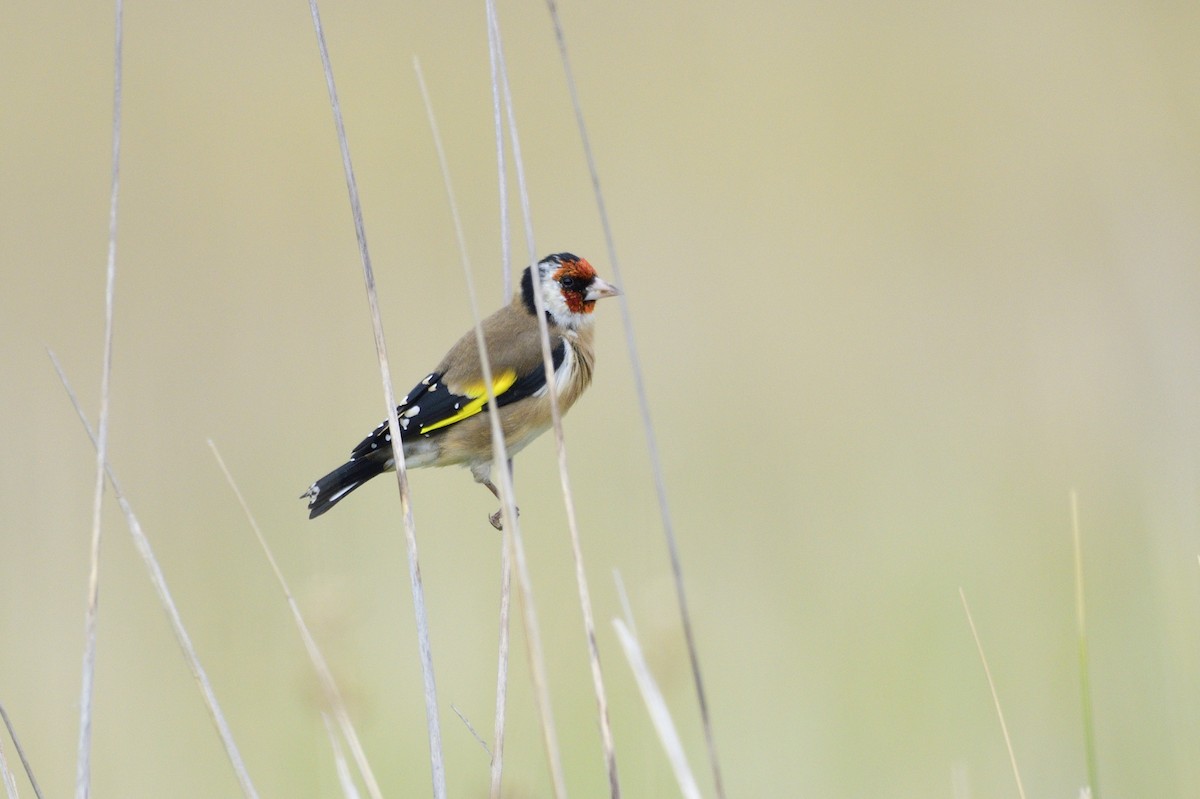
[489,505,519,531]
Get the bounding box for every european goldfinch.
[302,252,620,527]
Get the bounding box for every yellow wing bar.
[419,370,518,434]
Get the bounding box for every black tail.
[301,456,388,519]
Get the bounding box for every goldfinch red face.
[533,253,620,329]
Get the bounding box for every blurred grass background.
[3,0,1199,796]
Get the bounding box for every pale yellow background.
[3,1,1199,797]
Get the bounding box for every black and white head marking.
[520,252,600,330]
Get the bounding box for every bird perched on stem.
[302,252,620,528]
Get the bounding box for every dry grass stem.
[488,543,513,799]
[540,3,722,795]
[1070,491,1100,799]
[487,5,625,793]
[75,1,123,796]
[0,703,43,799]
[486,5,513,303]
[958,587,1027,799]
[611,570,638,640]
[322,713,363,799]
[49,351,259,798]
[0,734,18,799]
[305,2,446,795]
[612,619,702,799]
[207,441,384,799]
[414,49,567,797]
[450,704,492,757]
[487,34,519,779]
[484,9,515,794]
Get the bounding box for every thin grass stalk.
[75,1,123,796]
[958,587,1027,799]
[480,10,623,794]
[612,620,701,799]
[486,4,513,304]
[413,54,567,799]
[539,4,723,795]
[0,733,18,799]
[489,544,513,798]
[207,441,384,799]
[611,570,637,640]
[495,461,565,797]
[320,713,363,799]
[450,705,491,757]
[0,705,41,799]
[612,571,698,796]
[304,4,447,796]
[1070,491,1100,798]
[484,7,515,793]
[49,351,259,798]
[487,4,633,791]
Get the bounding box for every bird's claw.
[488,505,519,531]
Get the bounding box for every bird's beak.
[585,277,621,301]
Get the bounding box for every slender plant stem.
[613,620,702,799]
[489,542,512,799]
[1070,491,1100,799]
[321,713,362,799]
[413,52,569,799]
[540,3,722,795]
[959,587,1027,799]
[611,570,637,640]
[487,5,513,305]
[486,7,621,794]
[305,4,447,796]
[208,441,383,799]
[450,704,492,757]
[0,703,44,799]
[75,1,123,796]
[50,351,259,798]
[0,733,18,799]
[485,9,514,794]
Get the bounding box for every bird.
[301,252,620,528]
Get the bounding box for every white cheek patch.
[541,281,597,330]
[542,284,572,319]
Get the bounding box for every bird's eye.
[560,276,582,292]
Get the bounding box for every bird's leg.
[482,479,504,530]
[482,475,519,531]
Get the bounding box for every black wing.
[348,341,565,459]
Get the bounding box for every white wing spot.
[403,405,421,418]
[371,442,378,449]
[385,434,391,442]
